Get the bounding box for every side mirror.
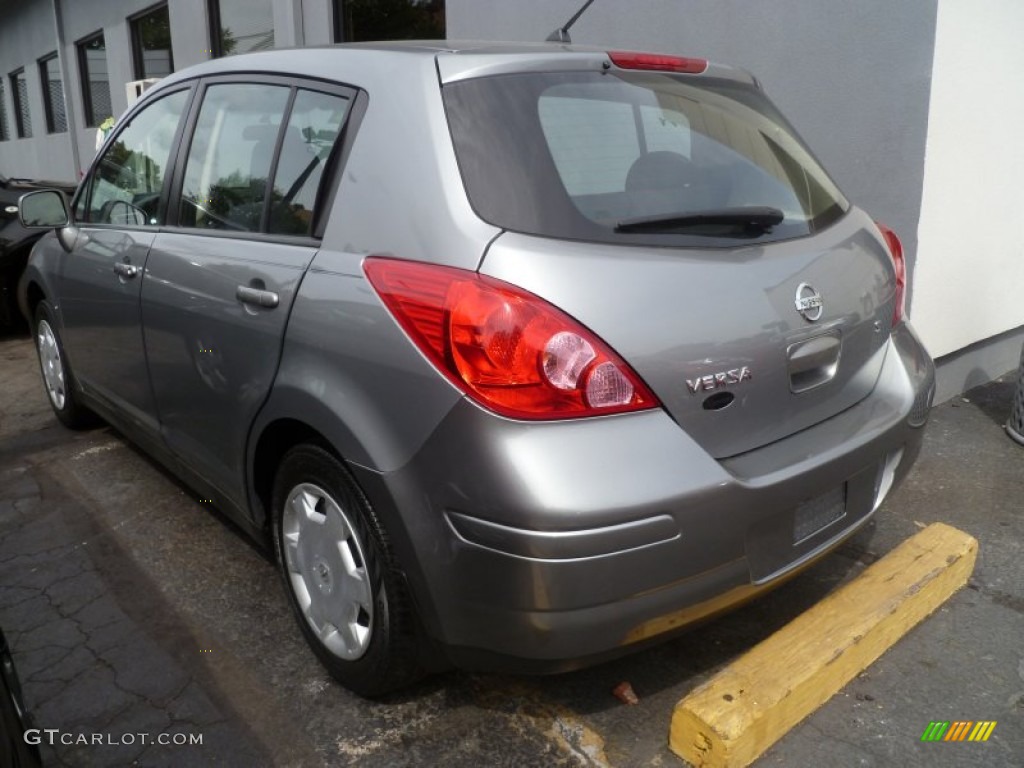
[18,189,70,229]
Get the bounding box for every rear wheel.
[33,301,97,429]
[272,444,422,696]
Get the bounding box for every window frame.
[9,68,31,139]
[129,2,174,81]
[38,52,67,134]
[206,0,225,58]
[76,31,111,128]
[0,79,9,141]
[164,73,360,244]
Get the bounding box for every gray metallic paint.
[479,208,897,459]
[53,227,161,435]
[141,232,318,504]
[18,43,935,673]
[361,323,928,662]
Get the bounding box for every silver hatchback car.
[18,42,934,695]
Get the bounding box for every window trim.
[129,2,174,81]
[76,31,109,128]
[38,52,66,134]
[9,68,30,139]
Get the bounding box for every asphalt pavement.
[1,328,1021,767]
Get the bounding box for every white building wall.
[913,0,1024,358]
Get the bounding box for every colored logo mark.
[921,721,996,742]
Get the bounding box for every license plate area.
[793,484,847,544]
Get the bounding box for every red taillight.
[363,257,659,420]
[875,221,906,325]
[608,51,708,74]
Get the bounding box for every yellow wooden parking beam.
[670,522,978,767]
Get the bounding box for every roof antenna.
[546,0,597,43]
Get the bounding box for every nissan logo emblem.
[794,283,824,322]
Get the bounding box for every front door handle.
[113,262,139,279]
[236,285,280,309]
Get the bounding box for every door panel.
[142,233,315,504]
[59,229,158,428]
[139,81,352,508]
[58,88,190,433]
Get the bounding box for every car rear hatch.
[440,50,898,458]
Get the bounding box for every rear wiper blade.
[614,206,785,234]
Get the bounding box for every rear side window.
[444,71,848,247]
[268,89,350,236]
[178,83,350,236]
[178,83,291,232]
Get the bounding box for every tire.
[272,444,423,696]
[33,301,98,430]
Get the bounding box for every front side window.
[39,54,67,133]
[445,71,849,248]
[78,33,113,128]
[177,84,291,232]
[209,0,275,56]
[81,89,188,226]
[9,69,31,138]
[131,4,174,80]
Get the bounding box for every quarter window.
[209,0,275,57]
[78,33,113,128]
[9,69,31,139]
[39,53,68,133]
[131,4,174,80]
[177,83,291,232]
[81,89,188,226]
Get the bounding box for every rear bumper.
[354,322,934,672]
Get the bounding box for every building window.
[131,4,174,80]
[0,81,9,141]
[78,33,113,128]
[9,69,31,138]
[39,53,68,133]
[208,0,275,57]
[334,0,445,42]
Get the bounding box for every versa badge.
[687,366,753,394]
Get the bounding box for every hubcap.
[281,483,374,660]
[36,320,66,410]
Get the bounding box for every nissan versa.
[17,42,935,696]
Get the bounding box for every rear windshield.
[443,70,848,247]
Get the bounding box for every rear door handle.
[113,262,139,279]
[236,285,280,309]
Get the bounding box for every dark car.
[0,628,42,768]
[1,174,77,328]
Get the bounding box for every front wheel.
[33,301,97,430]
[272,444,422,696]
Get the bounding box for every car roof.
[152,41,754,92]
